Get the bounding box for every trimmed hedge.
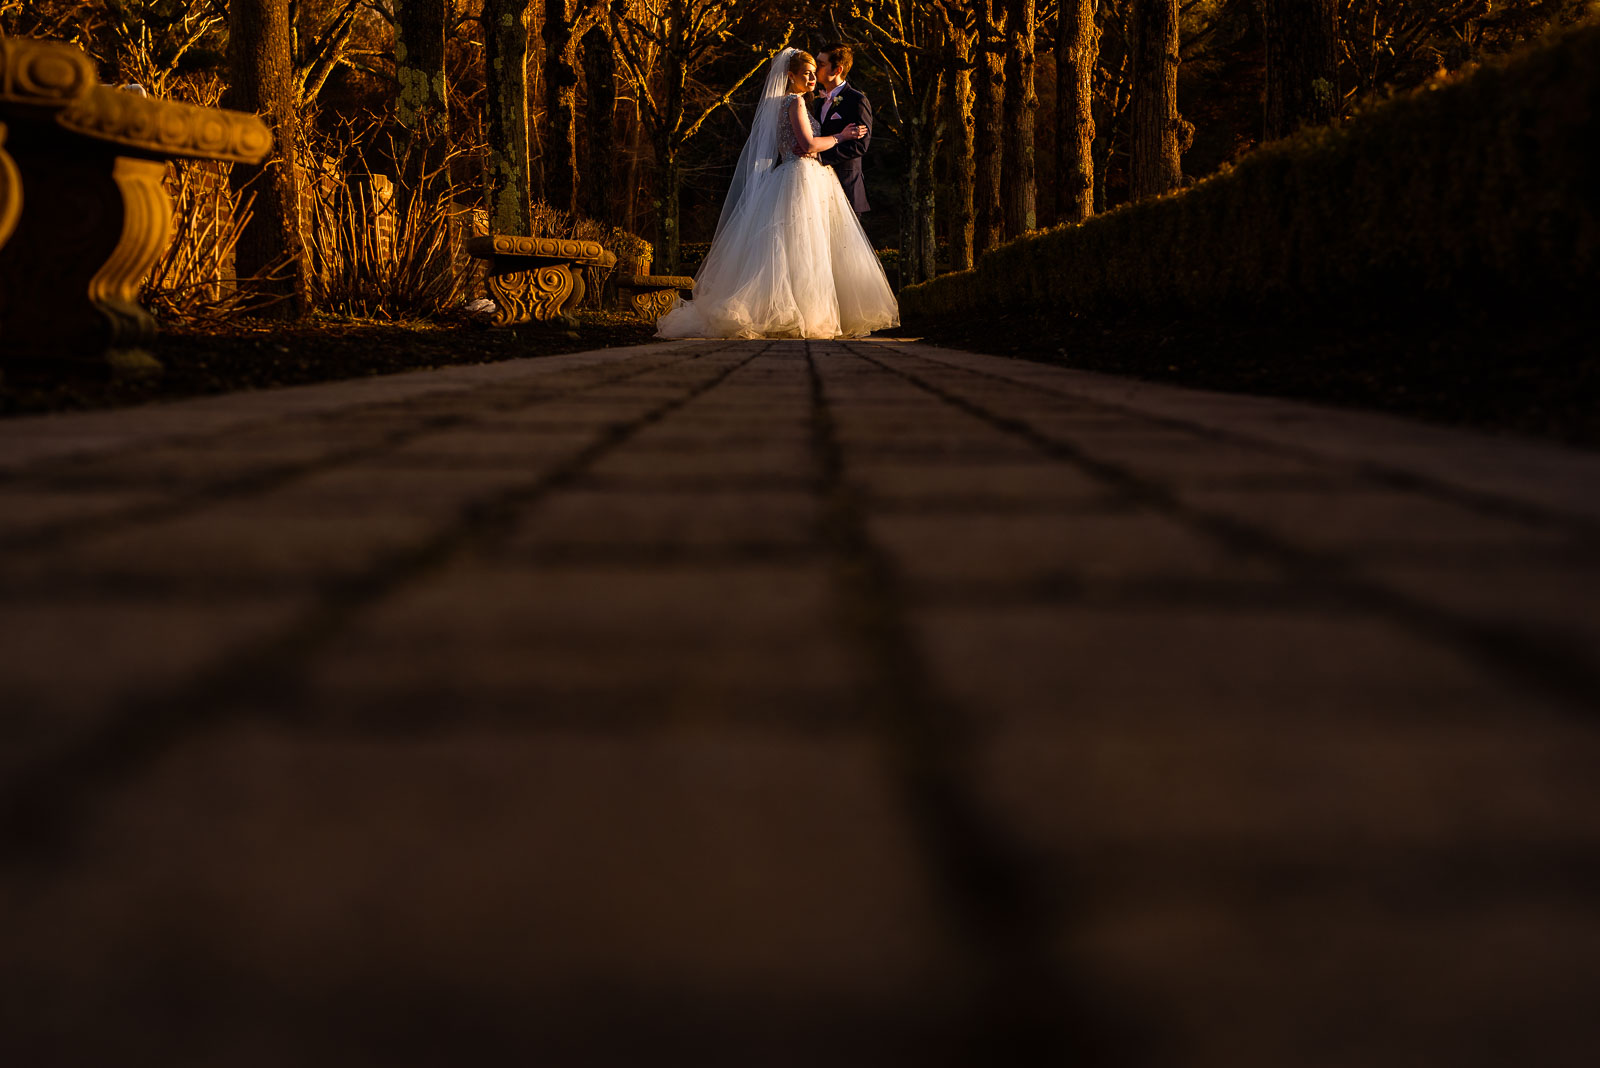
[902,23,1600,327]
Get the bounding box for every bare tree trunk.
[657,147,680,272]
[623,105,641,235]
[649,34,690,273]
[1002,0,1037,236]
[905,76,942,286]
[225,0,308,316]
[1262,0,1338,140]
[527,2,546,199]
[484,0,532,235]
[395,0,450,202]
[1056,0,1098,224]
[543,0,578,214]
[974,0,1006,253]
[1129,0,1184,200]
[396,0,450,130]
[581,24,616,224]
[913,133,938,282]
[943,30,976,270]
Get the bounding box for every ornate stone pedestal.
[616,273,696,322]
[464,235,617,326]
[0,124,19,255]
[0,39,271,371]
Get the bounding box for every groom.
[815,43,871,213]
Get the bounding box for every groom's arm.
[822,94,872,165]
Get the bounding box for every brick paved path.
[2,340,1598,1066]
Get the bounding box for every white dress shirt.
[820,81,848,122]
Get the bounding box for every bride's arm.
[789,96,863,156]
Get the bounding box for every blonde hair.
[787,50,816,76]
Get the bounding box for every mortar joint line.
[878,344,1600,541]
[0,346,765,868]
[854,344,1600,712]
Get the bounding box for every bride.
[656,48,900,340]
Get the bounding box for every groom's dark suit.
[817,84,872,213]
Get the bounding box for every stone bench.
[0,121,19,258]
[615,269,694,322]
[0,37,271,372]
[463,235,616,326]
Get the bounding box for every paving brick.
[625,420,814,451]
[19,442,327,492]
[868,510,1284,598]
[1,508,440,594]
[0,727,962,1065]
[586,442,817,485]
[496,486,821,555]
[1177,486,1580,557]
[843,458,1119,511]
[0,594,307,774]
[298,562,860,724]
[218,463,551,520]
[917,601,1600,1066]
[896,341,1600,525]
[1059,435,1346,485]
[983,718,1600,846]
[909,603,1559,723]
[0,487,166,541]
[367,426,603,469]
[1357,557,1600,664]
[833,417,1040,459]
[1059,862,1600,1068]
[3,337,1598,1067]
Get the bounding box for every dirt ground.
[7,306,1595,454]
[0,311,657,418]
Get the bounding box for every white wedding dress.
[656,53,899,340]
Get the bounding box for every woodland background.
[2,0,1595,322]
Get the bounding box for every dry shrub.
[140,72,296,322]
[142,159,262,322]
[527,201,653,309]
[305,114,472,320]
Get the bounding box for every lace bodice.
[778,94,820,164]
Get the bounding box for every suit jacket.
[817,84,872,213]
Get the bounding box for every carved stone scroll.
[0,38,96,112]
[0,41,272,367]
[630,287,677,321]
[466,233,614,326]
[615,272,695,323]
[0,124,19,255]
[58,84,272,164]
[89,157,174,349]
[485,264,582,326]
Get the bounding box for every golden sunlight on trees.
[1129,0,1185,199]
[609,0,790,272]
[225,0,309,314]
[3,0,1589,317]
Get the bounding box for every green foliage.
[875,247,901,288]
[677,242,712,276]
[901,23,1600,329]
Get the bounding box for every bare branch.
[681,28,792,143]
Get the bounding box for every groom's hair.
[819,43,853,77]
